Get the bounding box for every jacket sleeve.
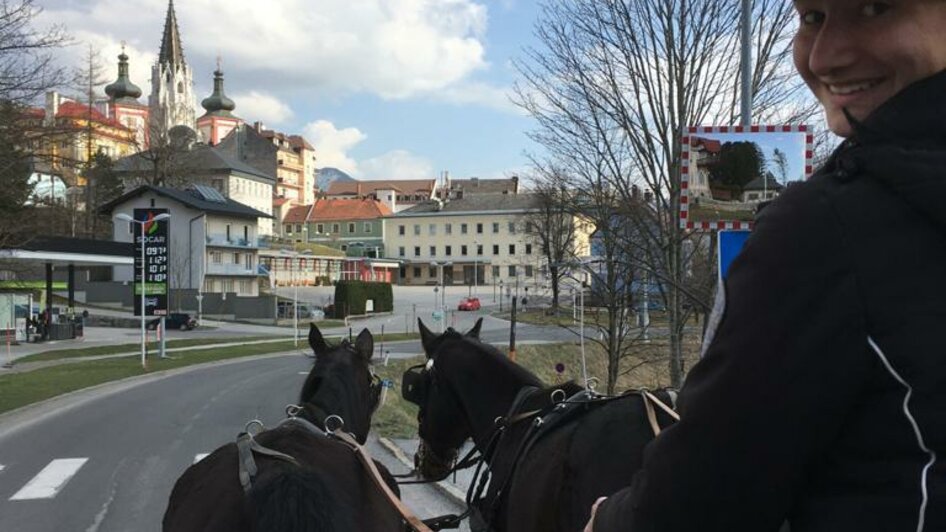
[594,181,872,532]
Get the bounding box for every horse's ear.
[466,317,483,339]
[418,318,436,358]
[354,328,374,362]
[308,323,329,356]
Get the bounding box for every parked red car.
[458,297,481,311]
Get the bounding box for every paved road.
[0,353,466,532]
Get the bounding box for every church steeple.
[158,0,185,70]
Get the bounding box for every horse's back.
[163,427,402,531]
[503,392,673,532]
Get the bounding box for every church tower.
[149,0,196,136]
[105,46,150,148]
[197,62,242,146]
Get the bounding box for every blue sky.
[38,0,544,181]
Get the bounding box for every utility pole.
[740,0,752,126]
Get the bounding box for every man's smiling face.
[793,0,946,137]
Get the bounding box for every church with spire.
[149,0,197,136]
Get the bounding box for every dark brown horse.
[163,324,403,532]
[403,319,678,532]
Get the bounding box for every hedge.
[333,281,394,318]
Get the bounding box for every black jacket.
[595,70,946,532]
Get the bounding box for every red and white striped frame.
[680,125,814,231]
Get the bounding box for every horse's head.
[402,318,484,479]
[300,323,382,444]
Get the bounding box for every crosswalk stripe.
[9,458,88,501]
[193,454,209,464]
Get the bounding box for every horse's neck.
[456,356,541,450]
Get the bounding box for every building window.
[295,224,302,234]
[461,223,468,234]
[227,224,232,241]
[332,223,340,233]
[508,265,517,277]
[429,246,436,257]
[211,252,221,264]
[445,223,452,235]
[414,246,420,257]
[398,225,405,236]
[233,253,240,264]
[508,222,517,234]
[492,265,500,278]
[317,223,324,233]
[525,244,533,255]
[244,226,249,243]
[525,265,534,277]
[364,222,371,233]
[413,267,422,278]
[477,244,484,256]
[245,255,253,269]
[429,224,436,236]
[414,224,421,236]
[445,245,452,256]
[492,245,499,255]
[476,223,483,234]
[222,279,233,292]
[427,266,436,278]
[461,245,468,256]
[341,245,348,251]
[348,222,355,233]
[399,246,405,257]
[492,222,499,234]
[284,224,292,234]
[509,244,516,255]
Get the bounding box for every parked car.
[457,297,481,311]
[147,313,197,331]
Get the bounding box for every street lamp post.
[115,212,171,370]
[431,260,452,332]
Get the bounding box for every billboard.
[681,125,813,230]
[132,208,170,317]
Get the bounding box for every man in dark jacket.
[586,1,946,530]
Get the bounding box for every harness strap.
[641,390,681,422]
[640,392,662,437]
[236,432,301,493]
[331,430,434,532]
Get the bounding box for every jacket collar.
[847,68,946,146]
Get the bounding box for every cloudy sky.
[37,0,542,181]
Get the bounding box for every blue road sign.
[718,230,751,281]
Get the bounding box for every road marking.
[10,458,88,500]
[193,454,209,464]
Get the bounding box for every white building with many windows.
[100,185,271,297]
[383,194,592,287]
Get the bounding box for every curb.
[0,351,301,441]
[377,437,468,506]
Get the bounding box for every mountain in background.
[316,167,356,192]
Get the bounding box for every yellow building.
[27,91,138,187]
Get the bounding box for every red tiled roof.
[307,198,392,221]
[273,197,290,207]
[691,136,721,153]
[326,180,434,197]
[29,102,131,131]
[283,205,312,224]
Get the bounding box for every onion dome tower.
[197,61,242,146]
[106,45,150,148]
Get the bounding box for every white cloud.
[437,82,521,114]
[303,120,367,175]
[231,91,293,126]
[360,150,435,180]
[40,0,491,101]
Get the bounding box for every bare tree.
[0,0,69,251]
[522,172,580,313]
[515,0,816,387]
